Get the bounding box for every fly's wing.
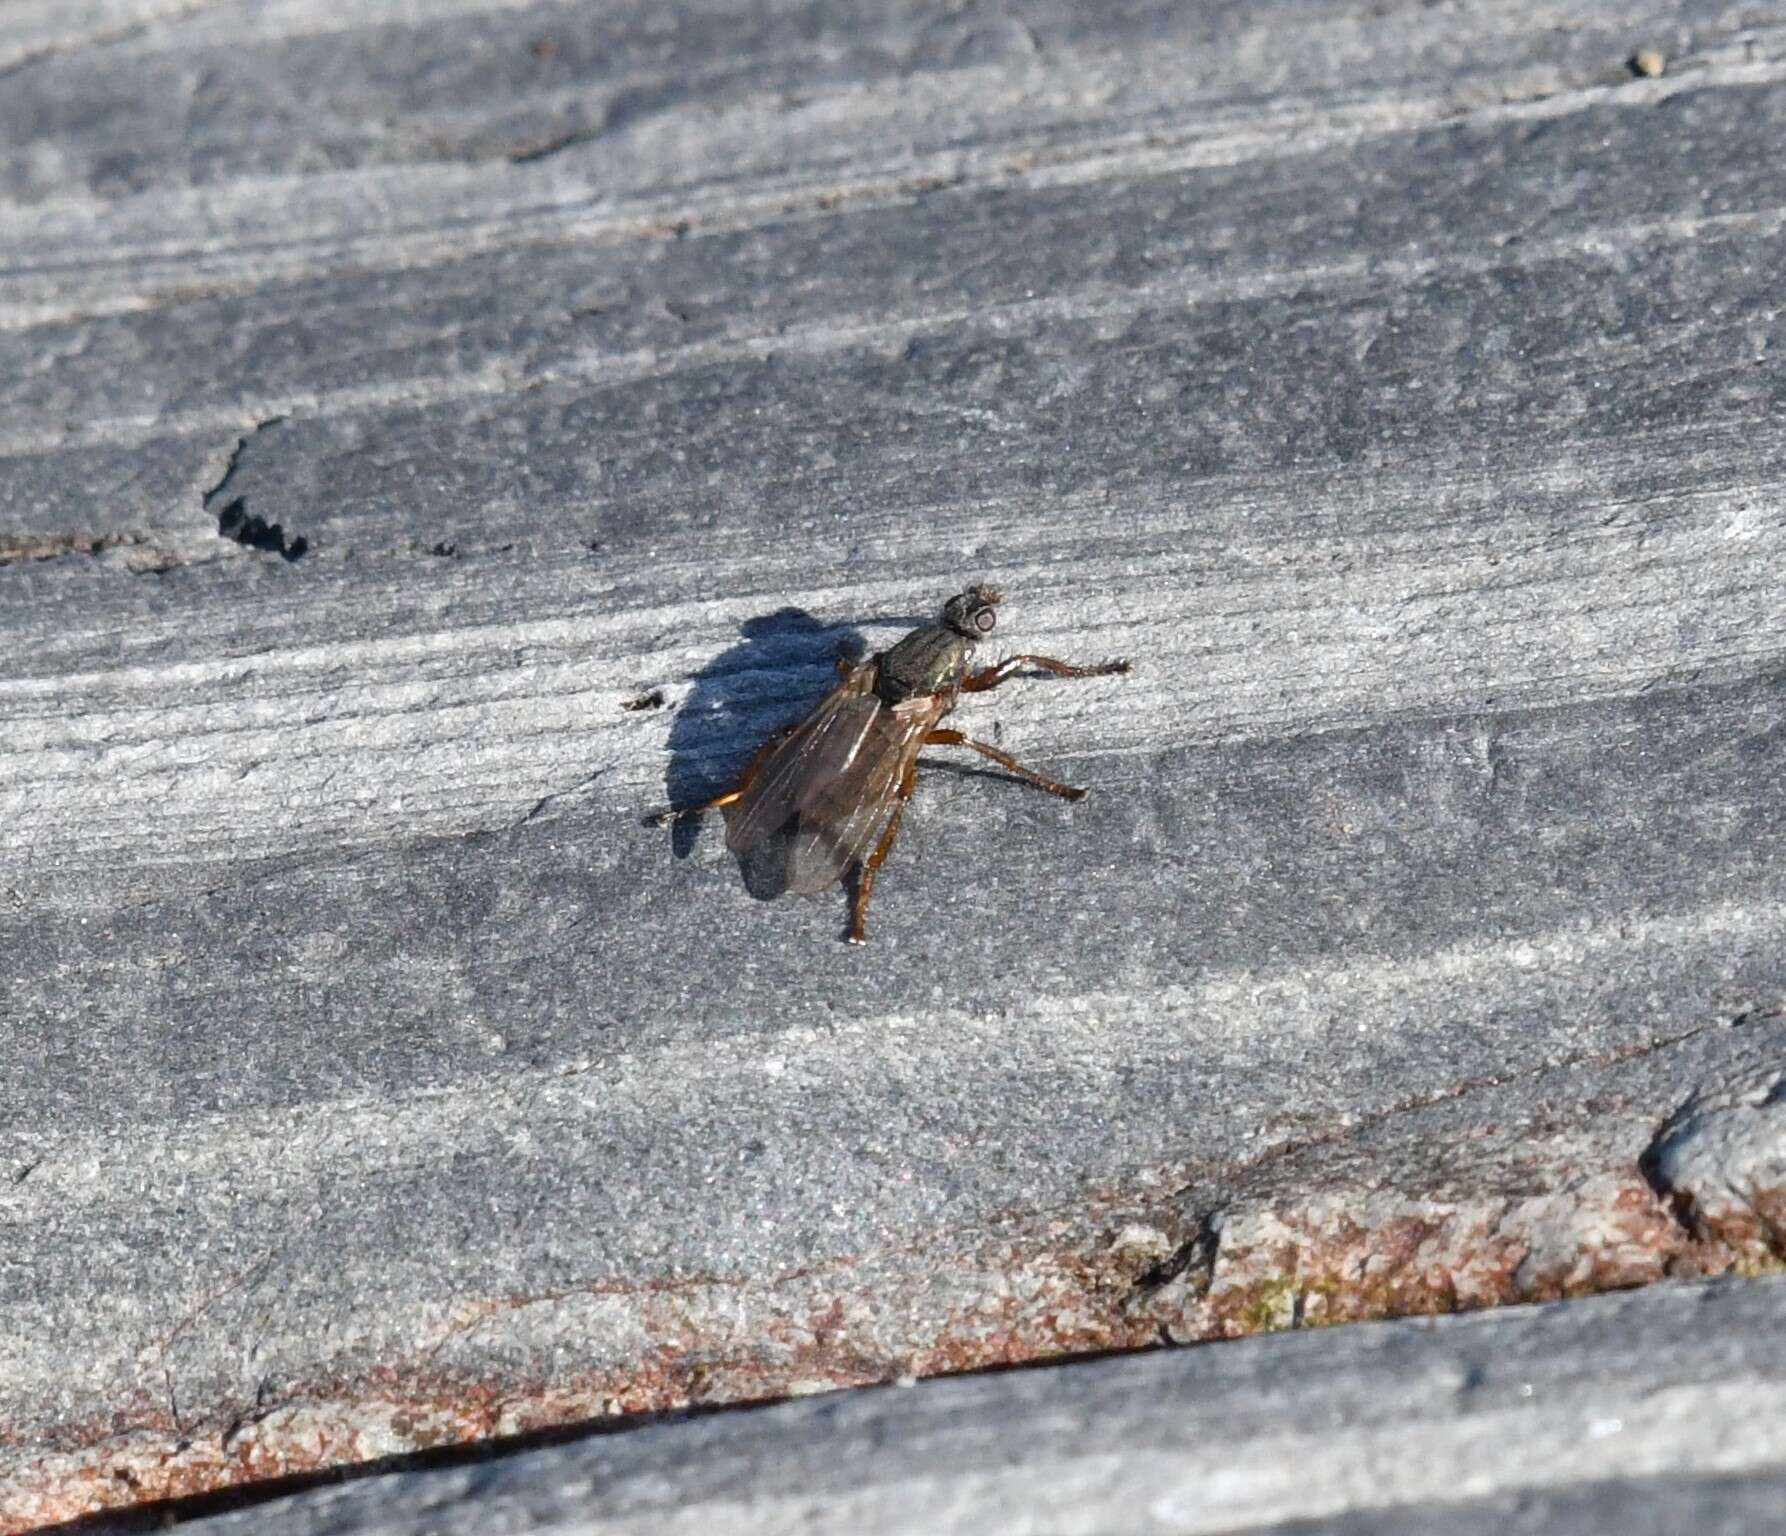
[722,664,878,857]
[784,695,942,895]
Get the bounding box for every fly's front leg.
[646,725,793,826]
[925,728,1087,801]
[847,758,918,945]
[961,654,1130,693]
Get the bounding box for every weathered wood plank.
[2,0,1784,1525]
[178,1278,1786,1535]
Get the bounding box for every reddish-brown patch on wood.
[8,1164,1781,1532]
[0,529,181,573]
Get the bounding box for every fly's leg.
[847,758,919,945]
[924,728,1087,801]
[646,783,744,827]
[961,654,1130,693]
[646,726,793,826]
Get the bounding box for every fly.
[651,585,1130,943]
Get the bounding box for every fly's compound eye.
[974,606,997,634]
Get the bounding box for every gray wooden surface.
[3,0,1785,1527]
[177,1276,1786,1536]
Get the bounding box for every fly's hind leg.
[924,728,1087,801]
[646,725,794,827]
[846,758,919,945]
[961,654,1130,693]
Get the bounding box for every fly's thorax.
[874,623,976,704]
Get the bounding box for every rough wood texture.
[174,1277,1786,1535]
[3,0,1785,1526]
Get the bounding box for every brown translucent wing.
[721,663,879,857]
[784,694,943,895]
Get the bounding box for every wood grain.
[2,0,1784,1524]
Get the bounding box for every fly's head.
[941,584,1000,643]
